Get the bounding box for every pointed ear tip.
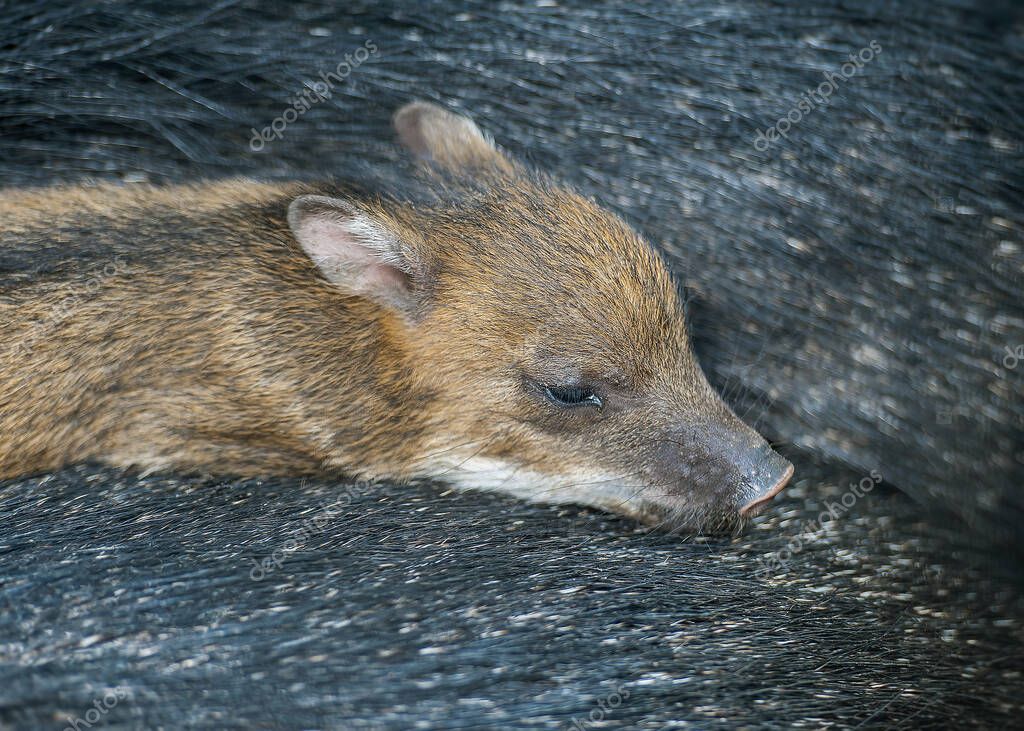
[286,194,321,229]
[393,101,482,143]
[393,101,445,130]
[393,101,510,172]
[287,195,360,234]
[286,196,307,230]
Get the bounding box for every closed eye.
[542,384,603,409]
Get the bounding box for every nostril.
[739,451,794,518]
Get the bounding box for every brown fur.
[0,102,790,530]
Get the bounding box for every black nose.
[739,445,794,517]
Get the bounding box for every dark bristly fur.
[1,2,1022,728]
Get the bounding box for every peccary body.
[0,104,792,530]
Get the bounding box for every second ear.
[393,101,512,173]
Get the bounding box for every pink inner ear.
[355,262,411,294]
[294,214,412,302]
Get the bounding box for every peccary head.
[287,102,792,531]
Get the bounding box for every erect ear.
[287,194,427,316]
[393,101,513,174]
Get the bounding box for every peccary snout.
[645,412,794,527]
[738,445,794,517]
[693,420,794,516]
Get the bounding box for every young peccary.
[0,102,792,531]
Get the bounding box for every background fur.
[0,0,1021,728]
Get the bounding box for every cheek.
[421,371,530,442]
[496,411,631,472]
[460,410,601,483]
[537,415,689,491]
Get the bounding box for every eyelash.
[542,384,603,409]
